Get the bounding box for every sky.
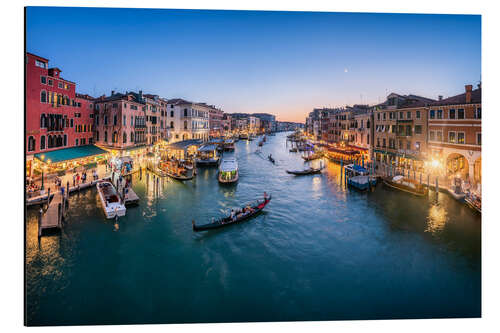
[26,7,481,122]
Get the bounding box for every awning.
[34,145,108,163]
[198,144,217,152]
[165,139,203,150]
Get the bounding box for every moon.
[344,68,348,73]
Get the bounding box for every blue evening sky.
[26,7,481,122]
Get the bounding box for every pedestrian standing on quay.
[76,173,80,185]
[73,173,76,187]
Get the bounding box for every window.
[81,138,86,145]
[399,140,403,149]
[449,109,456,119]
[416,110,421,119]
[429,131,435,141]
[28,136,36,151]
[184,109,188,117]
[48,79,53,86]
[64,134,67,146]
[104,131,108,142]
[96,131,99,141]
[112,103,118,108]
[40,90,47,103]
[437,110,443,119]
[104,115,108,125]
[35,60,46,68]
[382,138,386,148]
[123,115,126,126]
[458,109,465,119]
[170,110,174,117]
[40,76,47,84]
[40,135,45,150]
[457,132,465,144]
[406,141,411,150]
[95,115,99,125]
[58,82,63,89]
[475,107,481,119]
[414,125,422,134]
[383,113,386,120]
[407,111,411,119]
[170,121,174,129]
[430,110,435,119]
[477,133,481,145]
[75,139,79,146]
[113,115,117,126]
[70,118,73,128]
[184,120,188,129]
[123,132,127,143]
[436,131,443,142]
[399,112,403,119]
[448,131,456,143]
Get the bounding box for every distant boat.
[223,139,235,151]
[218,158,239,184]
[383,175,428,196]
[268,155,275,164]
[96,180,126,219]
[289,147,298,153]
[286,166,323,175]
[192,195,271,231]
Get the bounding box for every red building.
[26,53,96,177]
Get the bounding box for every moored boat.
[218,158,239,183]
[464,193,481,214]
[223,139,235,151]
[302,151,323,161]
[196,144,220,167]
[96,180,126,219]
[268,154,275,164]
[383,175,428,196]
[344,164,377,191]
[192,195,272,231]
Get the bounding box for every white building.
[166,98,210,142]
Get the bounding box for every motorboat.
[344,164,377,191]
[96,180,126,219]
[383,175,428,196]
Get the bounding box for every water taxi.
[218,158,239,183]
[383,175,428,196]
[344,164,377,191]
[196,144,220,167]
[96,180,126,219]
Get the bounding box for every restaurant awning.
[34,145,108,163]
[165,139,203,150]
[198,144,217,152]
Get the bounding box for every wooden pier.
[38,189,66,237]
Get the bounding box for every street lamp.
[40,154,45,190]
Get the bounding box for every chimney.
[139,90,143,101]
[438,95,443,101]
[465,84,473,103]
[478,82,481,89]
[111,90,115,96]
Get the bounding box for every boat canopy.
[393,175,404,182]
[198,144,217,152]
[219,158,238,172]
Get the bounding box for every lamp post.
[40,155,45,190]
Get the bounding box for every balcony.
[396,131,412,138]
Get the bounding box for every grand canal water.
[25,132,481,325]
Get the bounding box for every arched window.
[123,132,127,143]
[40,114,46,128]
[57,135,62,147]
[131,132,134,143]
[184,108,188,117]
[40,135,45,150]
[104,131,108,143]
[28,136,36,152]
[170,121,174,129]
[64,134,67,146]
[112,131,117,143]
[40,90,47,103]
[57,94,62,105]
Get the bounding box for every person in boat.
[230,209,235,221]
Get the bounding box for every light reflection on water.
[26,132,481,326]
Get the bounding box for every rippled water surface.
[26,132,481,325]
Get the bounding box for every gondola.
[286,167,323,175]
[192,195,272,231]
[268,155,275,164]
[382,175,428,196]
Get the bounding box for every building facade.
[427,84,482,185]
[166,99,210,142]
